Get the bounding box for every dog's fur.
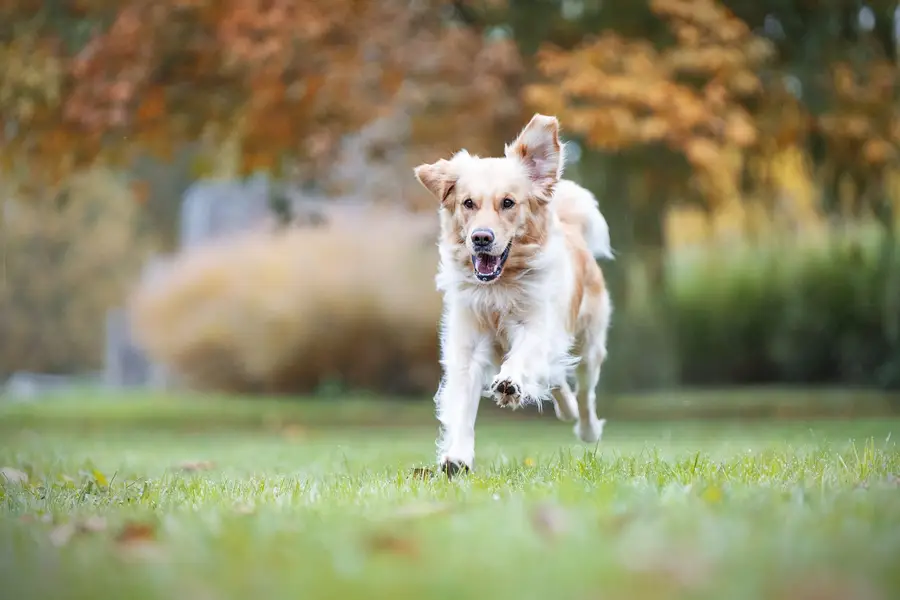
[413,113,614,474]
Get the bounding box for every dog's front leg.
[491,313,561,409]
[435,304,491,476]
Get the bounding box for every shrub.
[128,206,444,396]
[0,170,154,378]
[670,230,900,391]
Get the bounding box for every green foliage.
[670,231,900,391]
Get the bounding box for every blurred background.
[1,0,899,419]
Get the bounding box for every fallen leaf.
[116,522,156,546]
[114,521,164,562]
[1,467,29,484]
[409,467,435,480]
[281,425,308,440]
[92,469,109,488]
[530,502,569,541]
[365,531,420,558]
[177,460,216,472]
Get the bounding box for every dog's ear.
[414,159,457,206]
[505,113,563,201]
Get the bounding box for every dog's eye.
[501,197,515,209]
[463,199,475,209]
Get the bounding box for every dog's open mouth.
[472,242,512,282]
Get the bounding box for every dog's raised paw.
[439,460,470,479]
[491,377,524,409]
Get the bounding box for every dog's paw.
[439,459,470,479]
[491,376,525,409]
[575,417,606,444]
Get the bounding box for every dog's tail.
[553,180,614,260]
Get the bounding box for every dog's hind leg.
[573,292,611,444]
[551,381,578,422]
[573,349,605,443]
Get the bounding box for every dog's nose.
[471,229,494,248]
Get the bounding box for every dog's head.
[413,114,563,283]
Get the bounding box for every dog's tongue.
[474,254,499,275]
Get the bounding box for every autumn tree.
[0,0,527,377]
[720,0,900,233]
[0,0,524,201]
[526,0,775,211]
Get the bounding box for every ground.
[1,394,899,600]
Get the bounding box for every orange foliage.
[1,0,524,182]
[818,60,900,173]
[525,0,775,204]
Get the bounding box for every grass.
[0,386,894,433]
[1,395,899,600]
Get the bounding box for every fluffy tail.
[553,180,614,260]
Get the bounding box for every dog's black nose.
[471,229,494,248]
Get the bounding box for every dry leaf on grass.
[281,425,308,440]
[115,521,164,562]
[365,531,420,558]
[1,466,29,484]
[530,502,570,541]
[91,469,110,487]
[116,522,156,545]
[177,460,216,472]
[409,467,435,480]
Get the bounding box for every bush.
[0,170,154,378]
[128,206,444,396]
[670,230,900,391]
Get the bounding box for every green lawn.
[1,398,899,600]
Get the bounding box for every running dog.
[413,113,614,476]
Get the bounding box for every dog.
[413,113,614,476]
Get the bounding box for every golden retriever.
[413,113,614,476]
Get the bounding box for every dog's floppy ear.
[505,113,564,201]
[414,159,457,206]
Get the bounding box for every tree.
[525,0,776,208]
[0,0,525,190]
